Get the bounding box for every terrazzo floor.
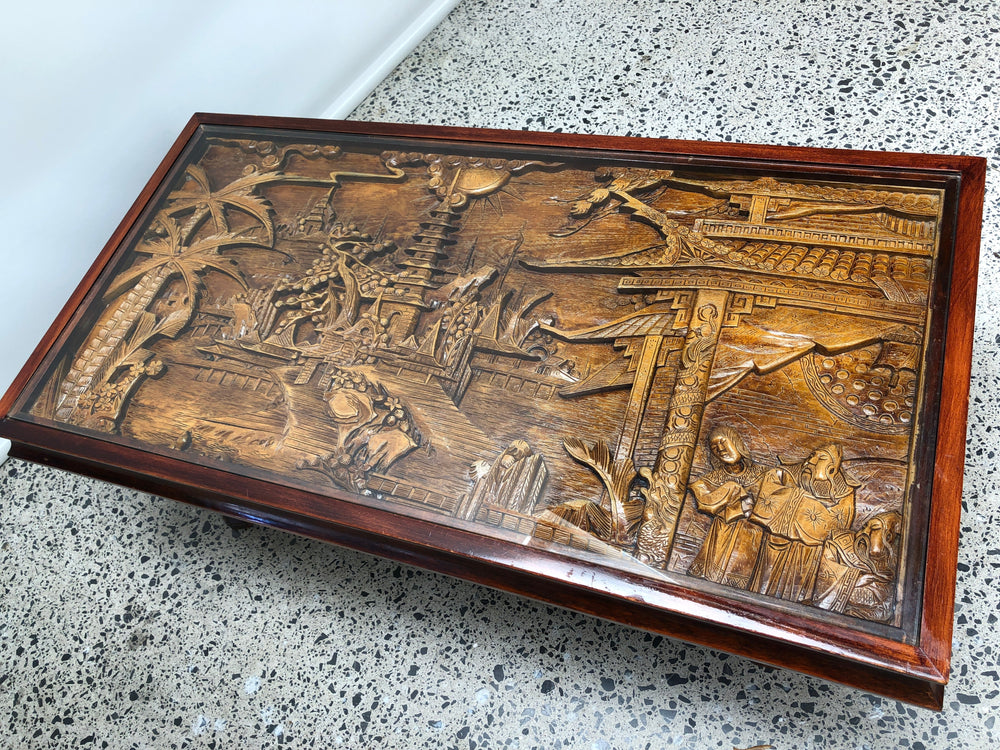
[4,0,1000,747]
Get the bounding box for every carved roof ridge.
[524,243,674,270]
[541,304,680,341]
[672,175,940,215]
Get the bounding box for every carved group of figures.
[547,424,903,623]
[687,427,901,622]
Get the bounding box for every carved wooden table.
[0,114,985,708]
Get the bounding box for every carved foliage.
[297,368,420,493]
[562,438,639,547]
[54,167,277,428]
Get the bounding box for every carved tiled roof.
[711,242,930,284]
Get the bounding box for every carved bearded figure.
[810,510,903,622]
[749,444,859,603]
[470,441,532,505]
[687,427,768,590]
[466,441,548,518]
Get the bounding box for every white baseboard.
[320,0,461,119]
[0,438,10,467]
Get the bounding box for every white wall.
[0,0,457,396]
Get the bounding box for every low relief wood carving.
[23,131,943,630]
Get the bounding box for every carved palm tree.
[164,164,277,245]
[54,166,276,424]
[53,152,407,427]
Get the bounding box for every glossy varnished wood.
[0,417,947,708]
[0,113,985,709]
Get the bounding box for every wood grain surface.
[0,114,985,708]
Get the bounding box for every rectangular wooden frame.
[0,113,985,709]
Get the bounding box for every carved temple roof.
[529,225,932,287]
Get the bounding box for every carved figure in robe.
[686,426,769,590]
[749,444,859,603]
[468,440,547,516]
[810,510,903,622]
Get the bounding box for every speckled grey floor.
[3,0,1000,747]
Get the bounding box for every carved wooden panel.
[0,115,985,709]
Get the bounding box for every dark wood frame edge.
[0,117,205,418]
[3,419,945,709]
[917,156,986,679]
